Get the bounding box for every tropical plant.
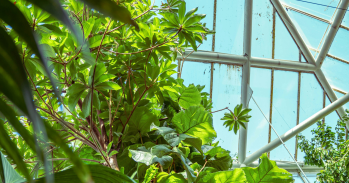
[0,0,295,182]
[298,113,349,183]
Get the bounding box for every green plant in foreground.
[0,0,294,182]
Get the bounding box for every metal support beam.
[317,0,349,66]
[239,0,253,164]
[232,161,323,172]
[243,92,349,165]
[271,0,349,128]
[183,51,317,72]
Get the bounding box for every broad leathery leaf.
[178,84,201,108]
[172,106,216,144]
[172,147,196,182]
[68,90,85,112]
[82,89,92,118]
[241,153,293,183]
[0,0,60,98]
[150,124,202,153]
[35,165,135,183]
[79,0,138,29]
[122,107,158,134]
[129,150,173,168]
[0,128,28,183]
[182,31,197,51]
[196,167,218,182]
[95,81,121,91]
[157,172,186,183]
[151,145,172,158]
[67,84,86,95]
[203,169,247,183]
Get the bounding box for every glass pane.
[288,11,329,52]
[329,28,349,61]
[247,68,271,156]
[322,56,349,92]
[297,73,323,162]
[212,64,242,156]
[215,0,244,55]
[281,0,339,20]
[181,61,211,93]
[251,0,273,58]
[325,96,341,131]
[275,14,299,61]
[270,70,298,161]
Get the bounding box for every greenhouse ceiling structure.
[156,0,349,182]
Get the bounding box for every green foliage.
[298,115,349,183]
[35,165,136,183]
[0,0,294,182]
[241,154,293,183]
[221,104,252,134]
[0,151,26,183]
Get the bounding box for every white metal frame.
[181,0,349,169]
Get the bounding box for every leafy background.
[0,0,295,182]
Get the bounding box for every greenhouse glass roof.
[155,0,349,181]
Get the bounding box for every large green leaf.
[0,152,25,183]
[0,120,30,182]
[150,124,203,154]
[156,172,186,183]
[170,85,201,109]
[35,165,135,183]
[201,169,247,183]
[123,107,158,135]
[172,147,196,182]
[79,0,138,28]
[129,145,173,169]
[172,106,216,144]
[241,153,294,183]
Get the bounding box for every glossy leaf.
[241,153,293,183]
[172,106,216,144]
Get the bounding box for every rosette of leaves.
[221,104,252,134]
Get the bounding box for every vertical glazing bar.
[239,0,253,165]
[268,7,276,159]
[268,69,274,158]
[295,51,301,161]
[210,0,217,100]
